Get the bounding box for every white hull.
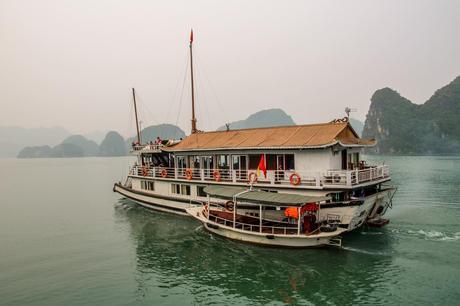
[113,183,192,216]
[114,180,396,231]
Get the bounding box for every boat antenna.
[132,87,142,144]
[189,29,198,134]
[344,107,357,118]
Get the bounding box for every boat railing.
[131,164,390,188]
[130,144,164,152]
[208,212,299,236]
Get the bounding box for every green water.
[0,156,459,305]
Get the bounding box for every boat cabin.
[130,120,389,189]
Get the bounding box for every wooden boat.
[186,186,347,247]
[113,31,397,234]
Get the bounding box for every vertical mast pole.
[132,88,141,144]
[189,29,197,134]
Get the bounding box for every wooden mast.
[189,29,197,134]
[132,88,141,144]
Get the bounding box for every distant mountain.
[0,126,70,157]
[17,143,84,158]
[362,76,460,154]
[217,109,295,131]
[99,131,127,157]
[83,130,108,144]
[349,118,364,137]
[18,131,128,158]
[17,145,53,158]
[49,143,84,158]
[127,124,186,144]
[62,135,99,156]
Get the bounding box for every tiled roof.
[164,122,375,152]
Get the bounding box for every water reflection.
[114,199,400,305]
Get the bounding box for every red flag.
[190,29,193,44]
[257,154,267,178]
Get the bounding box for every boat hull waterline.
[113,183,191,216]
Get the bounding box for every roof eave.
[162,141,339,153]
[337,140,377,148]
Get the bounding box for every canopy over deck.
[203,186,330,206]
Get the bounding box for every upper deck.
[127,121,389,189]
[129,164,390,189]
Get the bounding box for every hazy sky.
[1,0,459,136]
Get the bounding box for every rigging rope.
[195,52,230,129]
[174,54,190,139]
[165,53,189,124]
[194,62,214,130]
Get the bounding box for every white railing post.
[200,169,205,181]
[232,170,236,183]
[355,169,359,184]
[315,173,321,187]
[346,171,352,187]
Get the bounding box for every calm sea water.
[0,156,459,305]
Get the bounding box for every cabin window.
[248,154,261,169]
[172,184,180,194]
[192,156,201,169]
[171,183,191,196]
[217,155,230,169]
[232,155,240,170]
[197,186,207,197]
[285,154,295,170]
[181,184,191,196]
[266,154,277,170]
[176,156,187,169]
[347,152,360,169]
[141,180,154,191]
[202,156,214,178]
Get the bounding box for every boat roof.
[162,121,375,152]
[203,186,330,206]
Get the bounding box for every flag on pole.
[257,154,267,178]
[190,29,193,44]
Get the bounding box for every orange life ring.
[248,172,258,184]
[290,173,301,185]
[141,166,148,176]
[160,168,168,178]
[213,170,221,182]
[225,200,234,211]
[185,168,193,180]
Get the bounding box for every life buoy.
[185,168,193,180]
[248,172,258,184]
[289,173,301,186]
[213,170,221,182]
[225,200,234,211]
[141,166,148,176]
[160,168,168,178]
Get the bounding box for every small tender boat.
[186,186,347,247]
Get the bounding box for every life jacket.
[284,207,298,219]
